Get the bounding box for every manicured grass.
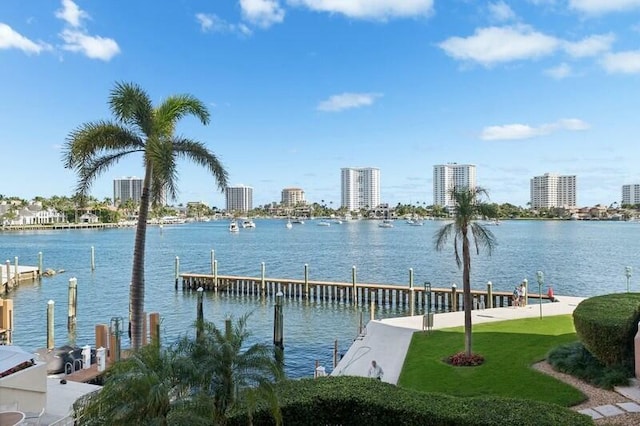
[398,315,586,407]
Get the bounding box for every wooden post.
[149,312,160,346]
[0,299,13,344]
[174,256,180,290]
[352,266,357,306]
[3,260,9,293]
[95,324,108,353]
[14,256,18,286]
[409,268,415,316]
[210,249,215,275]
[90,246,95,271]
[333,339,339,369]
[486,281,493,309]
[273,292,284,349]
[38,252,43,279]
[451,284,457,312]
[47,300,55,350]
[261,262,266,296]
[197,287,204,340]
[370,298,375,321]
[67,277,77,331]
[214,260,218,290]
[304,263,309,300]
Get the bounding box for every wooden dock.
[179,273,550,313]
[1,264,39,293]
[65,364,106,384]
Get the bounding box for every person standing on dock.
[368,360,383,381]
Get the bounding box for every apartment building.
[433,163,477,208]
[226,185,253,213]
[530,173,576,208]
[341,167,380,212]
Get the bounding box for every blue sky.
[2,0,640,209]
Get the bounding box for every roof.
[0,345,35,375]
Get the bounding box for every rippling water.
[2,219,638,377]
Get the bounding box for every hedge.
[573,293,640,368]
[229,376,593,426]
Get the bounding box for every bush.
[445,352,485,366]
[229,376,593,426]
[547,342,631,390]
[573,293,640,368]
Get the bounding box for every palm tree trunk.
[462,230,472,356]
[130,165,152,350]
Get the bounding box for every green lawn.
[398,315,586,407]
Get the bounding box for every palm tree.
[434,187,497,357]
[63,82,228,349]
[73,343,178,425]
[171,315,283,425]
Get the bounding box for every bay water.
[2,219,638,377]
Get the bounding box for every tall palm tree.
[434,187,497,357]
[63,82,228,349]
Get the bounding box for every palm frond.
[74,150,140,197]
[109,81,154,135]
[63,121,143,169]
[154,94,211,136]
[173,138,228,191]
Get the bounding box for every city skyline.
[3,1,640,208]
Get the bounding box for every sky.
[2,0,640,209]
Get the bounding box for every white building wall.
[530,173,576,208]
[226,185,253,213]
[341,168,380,211]
[622,184,640,205]
[433,164,477,207]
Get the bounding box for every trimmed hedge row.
[573,293,640,368]
[230,376,593,426]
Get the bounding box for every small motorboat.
[229,220,239,233]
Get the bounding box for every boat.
[333,219,343,224]
[242,219,256,228]
[292,218,305,224]
[317,220,331,226]
[408,220,424,226]
[378,219,394,228]
[286,219,293,229]
[229,220,239,233]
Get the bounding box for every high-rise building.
[622,184,640,205]
[530,173,576,208]
[281,188,305,207]
[113,177,143,206]
[226,185,253,213]
[341,167,380,212]
[433,163,477,207]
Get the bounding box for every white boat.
[408,220,424,226]
[379,219,394,228]
[229,220,239,233]
[333,219,343,224]
[292,218,305,224]
[317,220,331,226]
[286,219,293,229]
[242,219,256,228]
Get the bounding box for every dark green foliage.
[229,376,593,426]
[573,293,640,368]
[547,342,632,390]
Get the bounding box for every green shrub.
[572,293,640,368]
[548,342,631,389]
[229,376,593,426]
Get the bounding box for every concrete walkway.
[331,295,640,421]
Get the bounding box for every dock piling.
[68,277,77,331]
[174,256,180,290]
[38,252,43,279]
[90,246,95,271]
[409,268,415,316]
[261,262,266,296]
[47,300,55,350]
[487,281,493,309]
[196,287,204,340]
[273,291,284,349]
[304,264,309,300]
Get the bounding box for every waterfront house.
[79,213,99,224]
[1,203,66,226]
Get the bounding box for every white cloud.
[481,119,589,140]
[601,50,640,73]
[563,33,614,57]
[240,0,285,28]
[287,0,434,20]
[0,23,51,54]
[488,1,516,22]
[544,63,572,79]
[55,0,88,28]
[195,13,253,36]
[60,29,120,61]
[569,0,640,14]
[317,92,382,112]
[439,25,559,66]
